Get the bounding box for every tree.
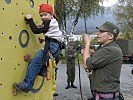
[54,0,66,30]
[114,0,133,39]
[54,0,104,34]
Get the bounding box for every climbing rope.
[77,51,84,100]
[84,13,87,34]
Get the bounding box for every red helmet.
[39,4,54,15]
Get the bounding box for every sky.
[99,0,118,7]
[67,0,119,33]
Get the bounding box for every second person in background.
[65,41,77,89]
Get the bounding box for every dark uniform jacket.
[67,47,76,63]
[66,47,76,82]
[86,42,123,93]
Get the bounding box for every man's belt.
[95,91,119,99]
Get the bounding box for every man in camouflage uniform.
[82,21,123,100]
[65,41,77,89]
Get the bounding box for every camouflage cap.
[96,21,119,37]
[68,41,74,46]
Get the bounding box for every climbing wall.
[0,0,55,100]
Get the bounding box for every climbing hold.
[24,54,31,62]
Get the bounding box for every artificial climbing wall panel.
[0,0,55,100]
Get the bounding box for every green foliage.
[54,0,104,29]
[117,32,133,40]
[114,0,133,39]
[54,0,65,28]
[91,37,98,45]
[80,0,104,18]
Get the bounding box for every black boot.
[53,93,58,96]
[71,82,77,88]
[65,82,70,89]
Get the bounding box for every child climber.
[13,3,62,93]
